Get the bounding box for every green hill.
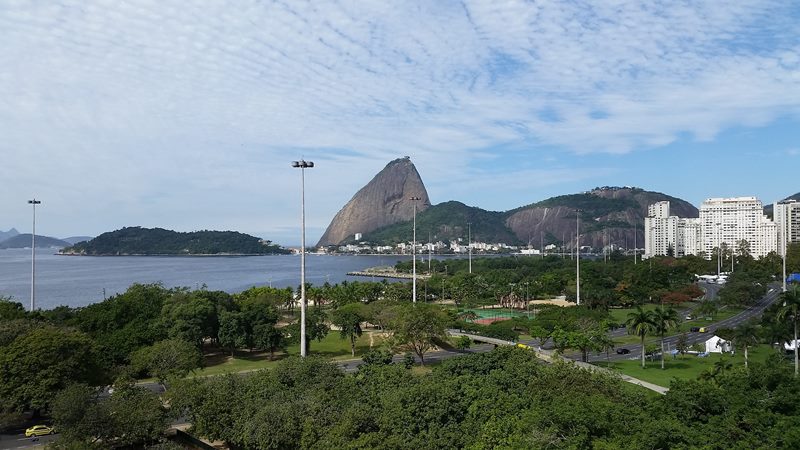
[355,201,519,245]
[60,227,290,255]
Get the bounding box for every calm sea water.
[0,248,419,310]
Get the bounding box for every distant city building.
[354,233,362,241]
[699,197,776,259]
[775,200,800,256]
[644,201,700,258]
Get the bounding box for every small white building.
[704,335,732,353]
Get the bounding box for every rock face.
[316,157,430,247]
[505,187,699,250]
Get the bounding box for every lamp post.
[717,222,722,281]
[467,222,472,274]
[292,159,314,357]
[576,209,581,306]
[27,199,41,312]
[410,196,421,303]
[783,226,788,293]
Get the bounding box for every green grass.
[608,304,659,324]
[675,306,744,332]
[194,332,387,377]
[595,345,777,387]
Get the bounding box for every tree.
[252,323,285,360]
[388,304,448,365]
[776,286,800,377]
[733,321,760,368]
[626,306,656,369]
[697,300,718,320]
[51,381,170,448]
[331,303,366,357]
[286,307,329,355]
[653,306,679,369]
[0,326,108,413]
[217,310,247,356]
[676,333,689,356]
[160,292,217,349]
[0,297,26,321]
[130,339,202,387]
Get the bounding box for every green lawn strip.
[595,345,777,387]
[193,332,387,377]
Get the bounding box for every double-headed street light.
[292,160,314,357]
[28,199,41,312]
[410,196,421,303]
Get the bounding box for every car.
[25,425,54,437]
[616,348,631,354]
[690,327,701,332]
[699,327,711,333]
[685,315,692,320]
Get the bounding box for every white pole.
[28,199,41,312]
[468,222,472,274]
[410,196,420,303]
[292,160,313,357]
[576,210,581,306]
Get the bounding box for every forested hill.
[355,201,519,245]
[59,227,290,255]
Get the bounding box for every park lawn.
[596,344,776,387]
[194,332,387,377]
[608,304,659,324]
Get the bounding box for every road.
[0,432,56,450]
[582,285,781,363]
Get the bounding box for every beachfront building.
[699,197,777,259]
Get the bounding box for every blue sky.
[1,0,798,245]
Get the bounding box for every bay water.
[0,248,417,310]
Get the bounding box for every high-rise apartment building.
[699,197,776,259]
[775,200,800,255]
[644,201,701,258]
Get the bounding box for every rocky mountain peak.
[316,157,430,247]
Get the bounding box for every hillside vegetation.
[60,227,289,255]
[356,201,519,245]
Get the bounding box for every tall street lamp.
[28,199,41,312]
[292,160,313,357]
[716,222,722,277]
[410,196,421,303]
[576,209,581,306]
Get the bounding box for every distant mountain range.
[60,227,290,255]
[0,233,72,249]
[320,158,792,250]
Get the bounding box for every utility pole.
[27,199,41,312]
[576,209,581,306]
[410,196,421,303]
[467,222,472,274]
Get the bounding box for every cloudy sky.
[2,0,799,245]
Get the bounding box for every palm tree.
[627,306,657,369]
[733,321,760,368]
[697,300,718,320]
[653,306,680,369]
[776,286,800,377]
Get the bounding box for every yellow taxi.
[25,425,54,437]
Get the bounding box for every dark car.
[616,348,631,355]
[690,327,701,332]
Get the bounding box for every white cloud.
[0,0,798,240]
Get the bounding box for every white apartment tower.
[699,197,777,259]
[775,200,800,256]
[644,201,701,258]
